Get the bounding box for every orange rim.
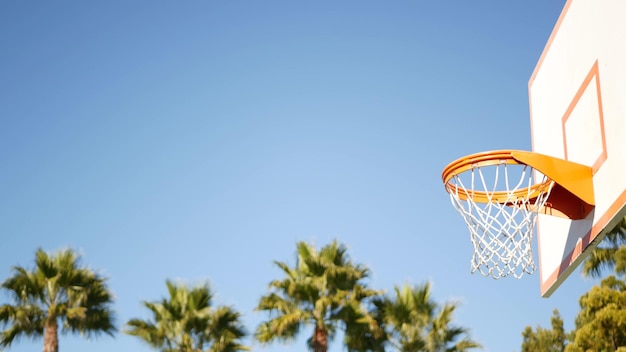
[442,150,553,203]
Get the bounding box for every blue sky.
[0,1,599,351]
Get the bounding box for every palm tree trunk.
[311,326,328,352]
[43,319,58,352]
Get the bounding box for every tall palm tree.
[375,283,480,352]
[125,280,248,352]
[0,248,116,352]
[582,215,626,277]
[255,240,380,352]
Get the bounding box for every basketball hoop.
[442,150,556,278]
[442,150,595,279]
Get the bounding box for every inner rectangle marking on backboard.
[561,61,608,174]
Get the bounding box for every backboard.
[529,0,626,297]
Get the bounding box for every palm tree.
[582,215,626,277]
[125,280,249,352]
[0,248,116,352]
[255,240,380,352]
[374,283,480,352]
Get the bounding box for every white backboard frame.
[529,0,626,297]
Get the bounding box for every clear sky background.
[0,1,599,351]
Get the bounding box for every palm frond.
[583,216,626,277]
[255,311,304,343]
[2,266,44,304]
[0,303,46,347]
[126,319,166,348]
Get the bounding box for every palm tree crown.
[374,283,481,352]
[125,280,249,352]
[255,240,379,352]
[0,248,116,352]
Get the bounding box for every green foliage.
[0,248,116,352]
[521,217,626,351]
[125,280,249,352]
[582,216,626,278]
[255,240,379,352]
[568,216,626,351]
[565,276,626,352]
[521,309,566,352]
[374,283,481,352]
[2,243,482,352]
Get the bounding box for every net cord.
[448,162,554,279]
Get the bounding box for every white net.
[447,162,554,279]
